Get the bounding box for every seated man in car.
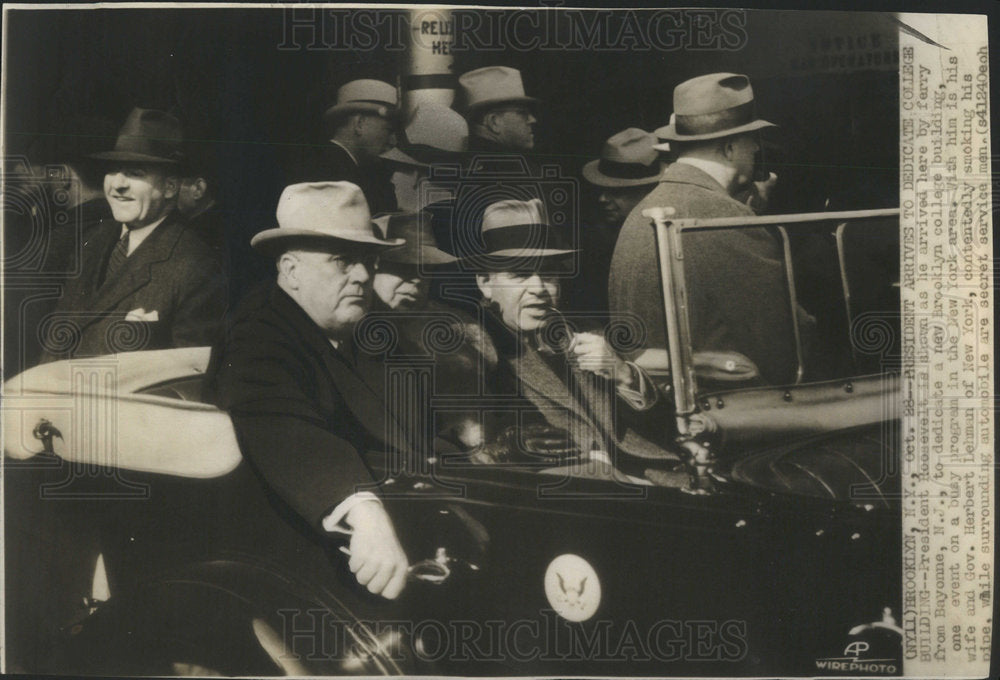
[465,198,676,470]
[370,211,492,450]
[208,181,411,600]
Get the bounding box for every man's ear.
[721,137,736,162]
[475,273,492,299]
[188,178,207,201]
[277,252,300,289]
[162,175,180,200]
[351,114,366,137]
[482,111,502,135]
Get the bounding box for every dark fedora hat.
[373,211,457,266]
[655,73,776,142]
[90,108,186,164]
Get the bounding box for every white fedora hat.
[582,128,661,188]
[655,73,776,142]
[251,182,404,255]
[381,103,469,168]
[458,66,538,116]
[323,79,400,122]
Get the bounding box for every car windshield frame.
[645,206,901,419]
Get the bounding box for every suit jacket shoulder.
[40,212,226,361]
[608,163,755,353]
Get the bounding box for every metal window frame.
[644,206,901,432]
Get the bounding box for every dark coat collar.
[468,135,520,155]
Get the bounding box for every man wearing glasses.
[208,181,412,600]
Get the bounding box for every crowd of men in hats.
[28,67,813,600]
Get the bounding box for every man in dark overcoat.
[208,181,411,600]
[289,79,400,215]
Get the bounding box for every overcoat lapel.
[269,287,416,457]
[83,214,184,322]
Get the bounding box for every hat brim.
[454,248,577,272]
[464,96,539,116]
[251,228,405,256]
[324,102,400,122]
[582,159,661,188]
[381,147,426,168]
[381,244,457,265]
[655,119,776,142]
[89,150,184,164]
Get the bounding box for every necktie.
[102,230,130,286]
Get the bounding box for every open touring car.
[4,207,903,676]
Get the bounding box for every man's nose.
[597,192,611,204]
[108,172,129,189]
[527,113,537,125]
[348,260,372,283]
[524,273,546,291]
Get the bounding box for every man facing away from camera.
[290,79,400,215]
[459,66,539,155]
[608,73,814,385]
[208,181,411,599]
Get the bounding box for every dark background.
[4,7,902,374]
[5,7,900,215]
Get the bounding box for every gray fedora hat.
[655,73,776,142]
[582,128,661,188]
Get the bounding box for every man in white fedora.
[459,66,539,154]
[609,72,814,386]
[209,181,412,600]
[380,102,469,211]
[292,79,401,215]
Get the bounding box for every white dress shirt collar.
[675,156,734,195]
[120,213,169,256]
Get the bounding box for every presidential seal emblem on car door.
[544,554,601,622]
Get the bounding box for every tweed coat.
[608,162,811,385]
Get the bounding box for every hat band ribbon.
[597,158,659,179]
[674,100,756,137]
[482,223,570,253]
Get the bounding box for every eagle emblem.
[544,554,601,622]
[556,573,588,610]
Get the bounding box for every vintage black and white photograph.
[1,4,993,678]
